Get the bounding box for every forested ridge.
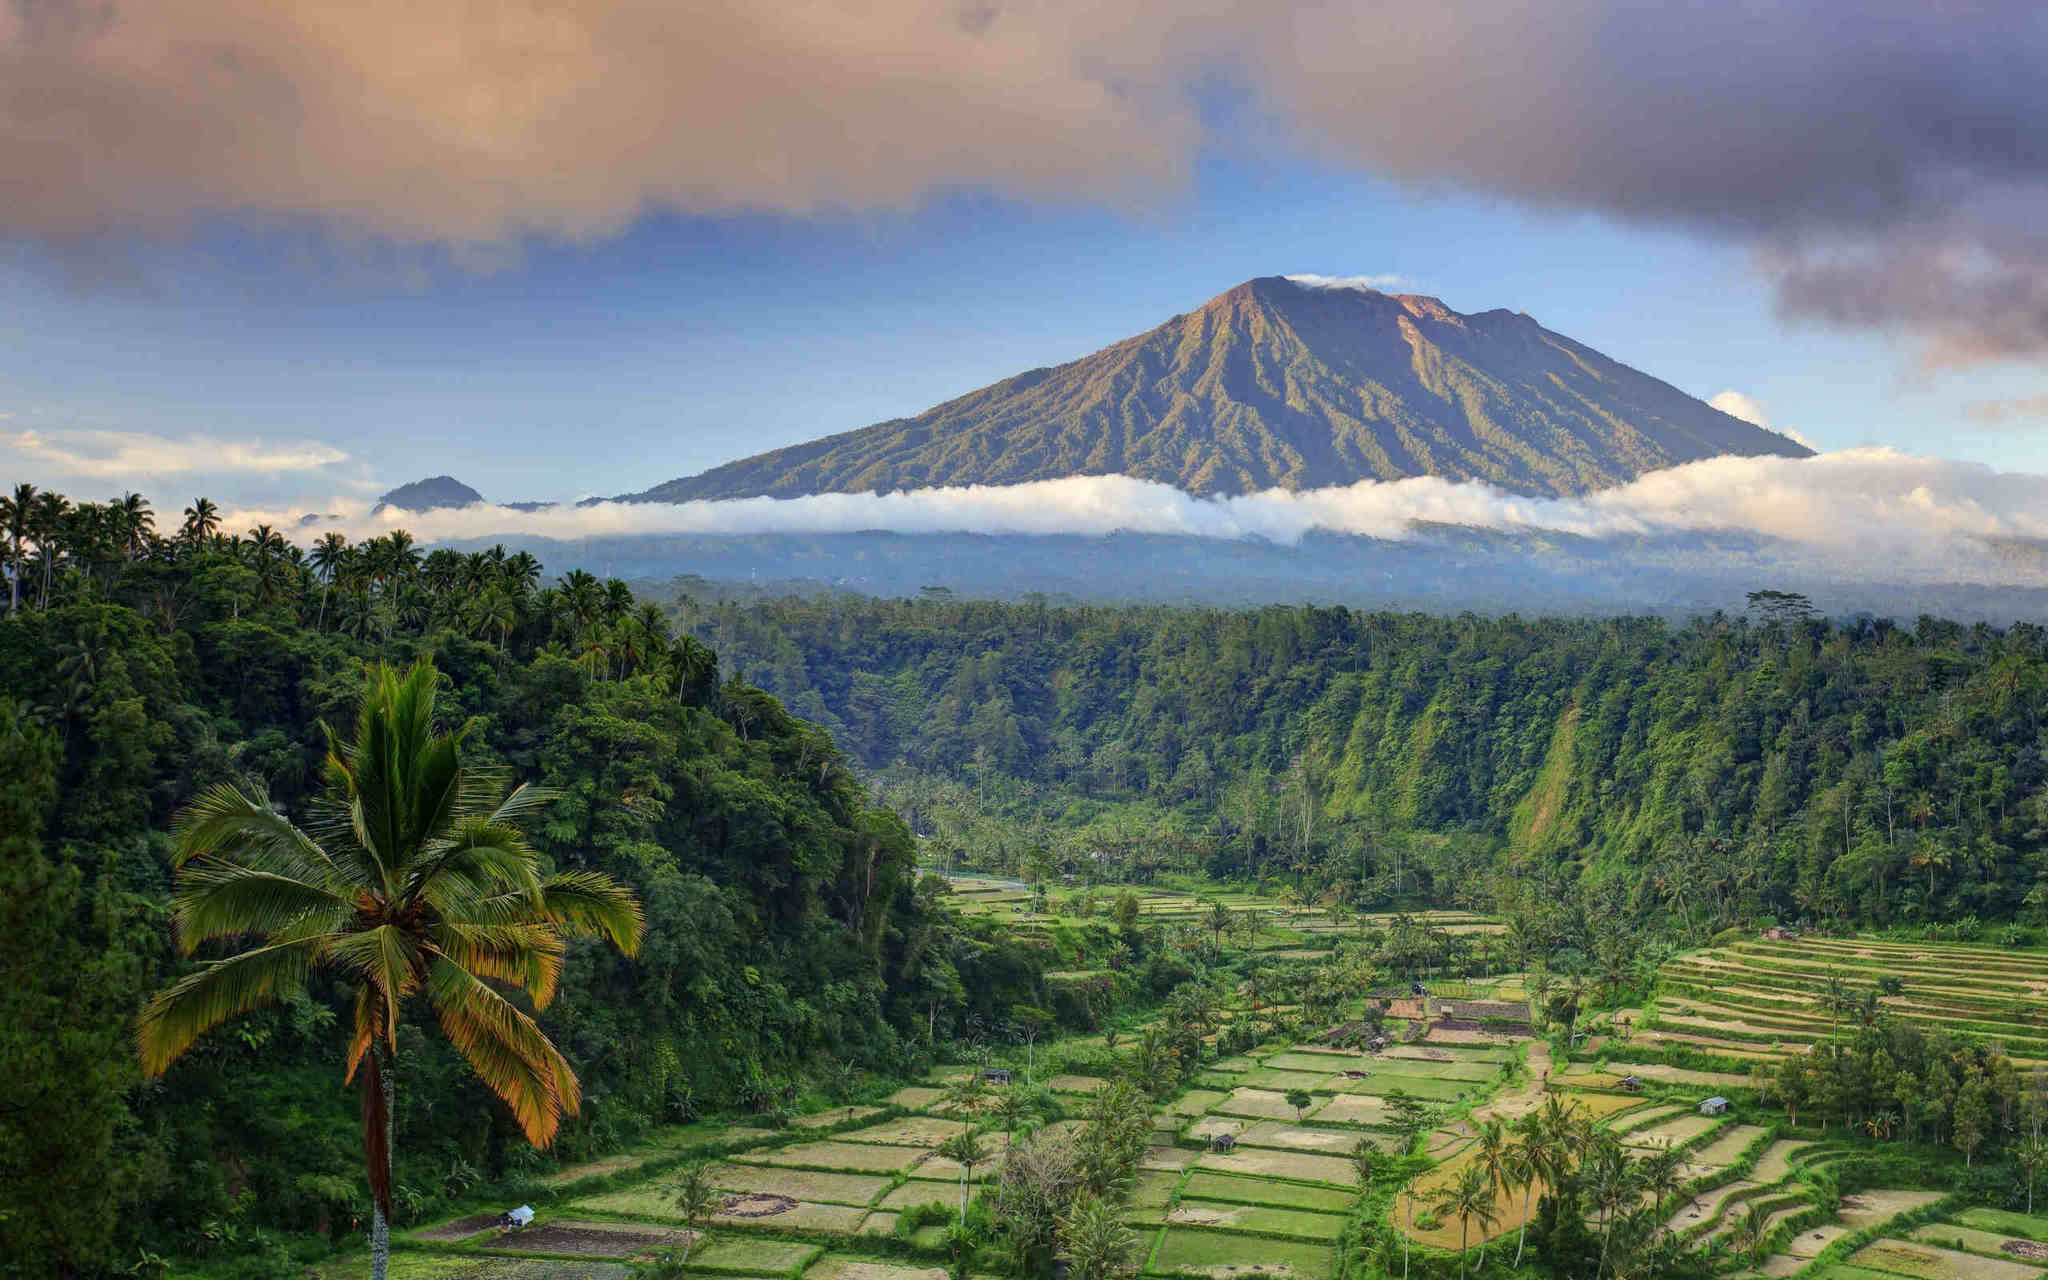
[0,488,1074,1275]
[682,594,2048,928]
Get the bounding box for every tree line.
[0,487,1088,1276]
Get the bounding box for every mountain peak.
[623,277,1810,504]
[372,475,484,515]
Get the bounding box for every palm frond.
[410,818,545,902]
[350,704,404,885]
[171,858,352,953]
[171,781,350,885]
[405,727,467,866]
[452,760,517,829]
[137,936,325,1076]
[539,871,646,955]
[324,925,420,1046]
[430,921,565,1006]
[343,982,377,1084]
[423,958,578,1147]
[485,781,558,828]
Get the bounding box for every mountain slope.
[372,475,484,514]
[627,276,1810,502]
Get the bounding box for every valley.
[9,489,2048,1280]
[311,903,2048,1280]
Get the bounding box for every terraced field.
[319,923,2048,1280]
[1652,935,2048,1062]
[943,874,1500,944]
[1834,1205,2048,1280]
[1140,1033,1523,1274]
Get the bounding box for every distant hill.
[371,475,484,514]
[623,275,1810,502]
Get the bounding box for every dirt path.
[1471,1041,1551,1126]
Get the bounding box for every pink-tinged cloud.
[7,1,2048,363]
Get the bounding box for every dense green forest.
[680,593,2048,934]
[12,483,2048,1277]
[0,487,1097,1276]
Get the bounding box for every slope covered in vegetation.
[0,488,1069,1274]
[682,593,2048,932]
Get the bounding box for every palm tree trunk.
[1514,1183,1533,1268]
[1597,1199,1612,1280]
[1459,1219,1469,1280]
[365,1045,396,1280]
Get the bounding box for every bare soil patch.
[416,1212,502,1242]
[1837,1190,1946,1229]
[792,1105,885,1130]
[841,1116,969,1147]
[1200,1147,1359,1186]
[805,1259,950,1280]
[501,1220,685,1257]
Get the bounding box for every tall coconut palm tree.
[115,492,155,559]
[936,1130,989,1230]
[1430,1162,1498,1280]
[1470,1117,1512,1266]
[310,533,350,630]
[1508,1115,1547,1269]
[1636,1147,1687,1242]
[136,658,643,1280]
[504,550,542,598]
[30,490,70,606]
[181,497,222,544]
[0,481,33,612]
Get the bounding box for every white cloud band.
[4,428,350,480]
[229,448,2048,586]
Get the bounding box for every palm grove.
[0,485,1074,1274]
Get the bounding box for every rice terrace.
[305,875,2048,1280]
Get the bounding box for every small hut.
[1699,1096,1729,1116]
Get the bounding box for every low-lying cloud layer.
[231,448,2048,586]
[6,2,2048,363]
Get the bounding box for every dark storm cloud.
[4,0,2047,359]
[1242,1,2048,365]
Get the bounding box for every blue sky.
[4,0,2046,511]
[4,160,2034,507]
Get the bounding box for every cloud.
[0,0,1193,247]
[1708,390,1816,451]
[2,427,351,479]
[7,2,2048,366]
[1285,273,1409,292]
[1962,394,2048,427]
[237,448,2048,585]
